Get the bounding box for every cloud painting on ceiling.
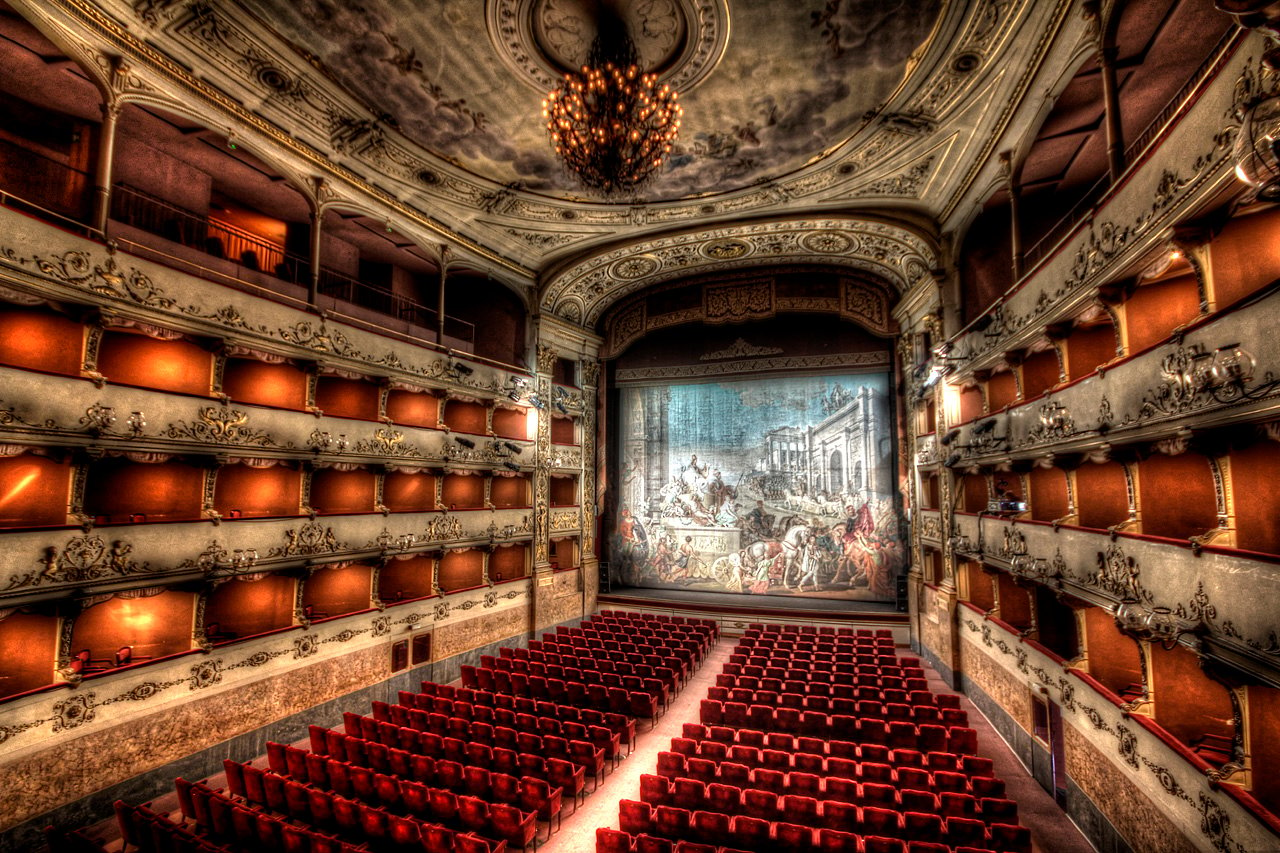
[244,0,941,199]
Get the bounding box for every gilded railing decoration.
[962,616,1258,853]
[6,536,151,591]
[165,406,279,447]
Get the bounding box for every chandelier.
[542,21,682,195]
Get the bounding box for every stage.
[598,584,909,641]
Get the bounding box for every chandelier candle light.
[543,10,682,194]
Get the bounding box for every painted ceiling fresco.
[242,0,942,200]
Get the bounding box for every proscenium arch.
[539,214,939,328]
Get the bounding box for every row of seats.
[480,657,673,709]
[639,774,1017,824]
[347,707,607,779]
[728,651,910,668]
[652,754,998,801]
[370,700,623,765]
[595,611,718,633]
[680,725,985,768]
[407,684,637,750]
[720,668,929,692]
[223,756,540,850]
[310,722,587,803]
[269,739,565,827]
[558,622,713,651]
[664,740,995,785]
[506,645,686,677]
[460,666,662,720]
[114,799,243,853]
[180,776,506,853]
[616,799,1029,851]
[698,701,979,752]
[599,824,1021,853]
[704,689,967,725]
[530,636,695,676]
[520,646,690,689]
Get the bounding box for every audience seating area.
[597,623,1031,853]
[49,610,715,853]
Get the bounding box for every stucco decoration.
[241,0,941,197]
[543,217,936,326]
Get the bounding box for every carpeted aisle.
[537,637,736,852]
[540,633,1094,853]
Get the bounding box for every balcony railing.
[1020,27,1243,274]
[108,183,473,344]
[0,137,94,233]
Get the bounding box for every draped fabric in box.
[611,373,904,601]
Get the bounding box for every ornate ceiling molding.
[540,216,937,327]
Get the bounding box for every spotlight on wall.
[503,461,521,472]
[501,441,523,455]
[454,436,475,449]
[451,361,474,376]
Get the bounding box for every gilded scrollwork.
[269,523,345,558]
[166,407,280,448]
[7,535,152,591]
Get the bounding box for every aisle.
[536,636,736,852]
[919,664,1094,853]
[537,633,1094,853]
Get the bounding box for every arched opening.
[439,549,484,592]
[827,449,844,494]
[203,574,297,644]
[1136,451,1217,540]
[0,609,59,698]
[1081,605,1145,702]
[213,461,302,519]
[301,563,375,620]
[1073,460,1130,530]
[70,589,196,670]
[1027,466,1070,523]
[378,555,437,603]
[0,449,71,528]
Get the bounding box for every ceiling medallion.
[487,0,729,93]
[543,10,683,194]
[800,231,855,254]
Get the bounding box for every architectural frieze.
[949,514,1280,685]
[0,209,538,405]
[942,283,1280,468]
[0,509,534,603]
[946,38,1269,378]
[959,613,1269,853]
[0,579,528,760]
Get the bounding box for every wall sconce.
[228,548,258,571]
[1234,93,1280,201]
[1175,342,1277,402]
[335,434,350,452]
[127,411,147,438]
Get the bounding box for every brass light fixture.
[542,5,682,194]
